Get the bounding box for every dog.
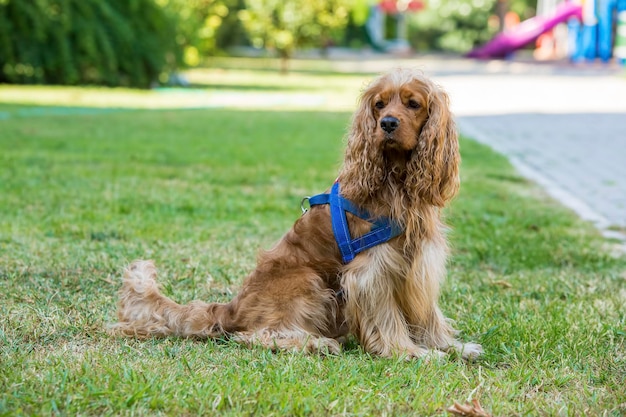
[110,68,482,360]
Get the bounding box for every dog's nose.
[380,116,399,133]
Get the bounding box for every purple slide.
[467,2,582,58]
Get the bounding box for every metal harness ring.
[300,196,311,214]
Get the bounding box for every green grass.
[1,72,625,416]
[0,69,366,111]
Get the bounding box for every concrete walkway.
[410,56,626,243]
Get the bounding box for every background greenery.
[407,0,536,52]
[0,0,181,88]
[239,0,352,62]
[1,69,625,415]
[160,0,249,66]
[1,0,538,87]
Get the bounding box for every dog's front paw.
[401,347,447,363]
[423,349,448,363]
[458,342,482,360]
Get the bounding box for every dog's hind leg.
[231,329,341,355]
[109,260,228,339]
[224,267,343,355]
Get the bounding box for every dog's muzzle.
[380,116,400,133]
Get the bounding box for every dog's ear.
[340,82,385,199]
[407,85,460,207]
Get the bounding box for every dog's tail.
[108,260,228,339]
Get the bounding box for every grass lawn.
[1,70,625,416]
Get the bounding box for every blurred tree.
[159,0,248,66]
[238,0,354,72]
[407,0,535,52]
[408,0,498,52]
[0,0,180,88]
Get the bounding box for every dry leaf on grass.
[447,398,492,417]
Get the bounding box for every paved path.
[410,57,626,242]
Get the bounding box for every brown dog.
[110,68,482,360]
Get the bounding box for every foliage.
[407,0,498,52]
[159,0,249,66]
[407,0,536,52]
[238,0,354,60]
[0,0,181,88]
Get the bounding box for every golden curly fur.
[110,68,482,360]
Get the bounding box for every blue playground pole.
[580,24,598,59]
[576,0,598,60]
[597,0,617,61]
[568,18,584,61]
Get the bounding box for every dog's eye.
[408,99,421,109]
[374,101,385,109]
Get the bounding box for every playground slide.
[467,2,582,59]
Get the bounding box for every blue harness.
[305,182,403,264]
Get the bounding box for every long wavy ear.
[339,79,385,201]
[406,83,460,207]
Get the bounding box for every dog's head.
[345,69,460,207]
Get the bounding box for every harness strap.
[307,189,366,219]
[308,182,403,264]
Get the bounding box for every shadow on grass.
[0,104,131,119]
